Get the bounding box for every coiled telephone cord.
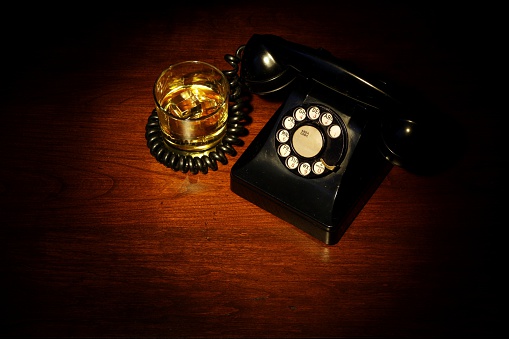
[145,45,250,174]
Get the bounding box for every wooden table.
[1,2,503,337]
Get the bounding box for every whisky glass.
[153,61,230,151]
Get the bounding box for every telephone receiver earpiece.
[378,116,425,169]
[377,96,461,175]
[240,34,459,174]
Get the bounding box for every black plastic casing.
[230,80,393,244]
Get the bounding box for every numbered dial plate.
[275,104,348,178]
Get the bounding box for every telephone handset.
[230,34,447,245]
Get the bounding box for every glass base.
[145,109,242,174]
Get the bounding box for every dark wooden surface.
[1,2,503,337]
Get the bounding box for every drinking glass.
[153,61,229,151]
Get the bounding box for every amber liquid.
[157,84,228,151]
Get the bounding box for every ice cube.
[168,88,202,119]
[186,103,204,119]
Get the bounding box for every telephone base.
[229,83,395,245]
[231,176,342,244]
[230,137,393,245]
[231,159,392,245]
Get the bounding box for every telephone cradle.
[229,34,454,245]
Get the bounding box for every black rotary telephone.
[229,34,456,245]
